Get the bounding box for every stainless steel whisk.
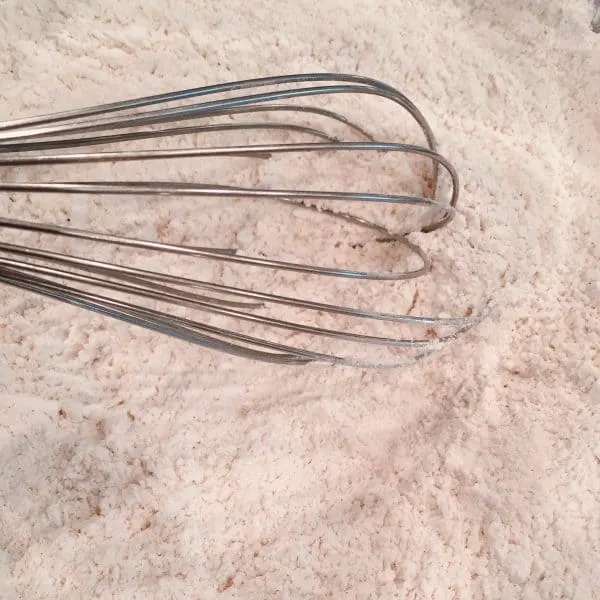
[0,73,479,366]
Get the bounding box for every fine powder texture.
[0,1,599,598]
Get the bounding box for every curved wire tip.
[0,72,484,367]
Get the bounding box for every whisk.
[0,73,480,367]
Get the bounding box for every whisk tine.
[0,73,481,367]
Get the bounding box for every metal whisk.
[0,73,480,367]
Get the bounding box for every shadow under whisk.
[0,73,484,367]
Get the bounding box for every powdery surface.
[0,1,599,598]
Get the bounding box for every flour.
[0,1,599,598]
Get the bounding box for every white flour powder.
[0,1,599,598]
